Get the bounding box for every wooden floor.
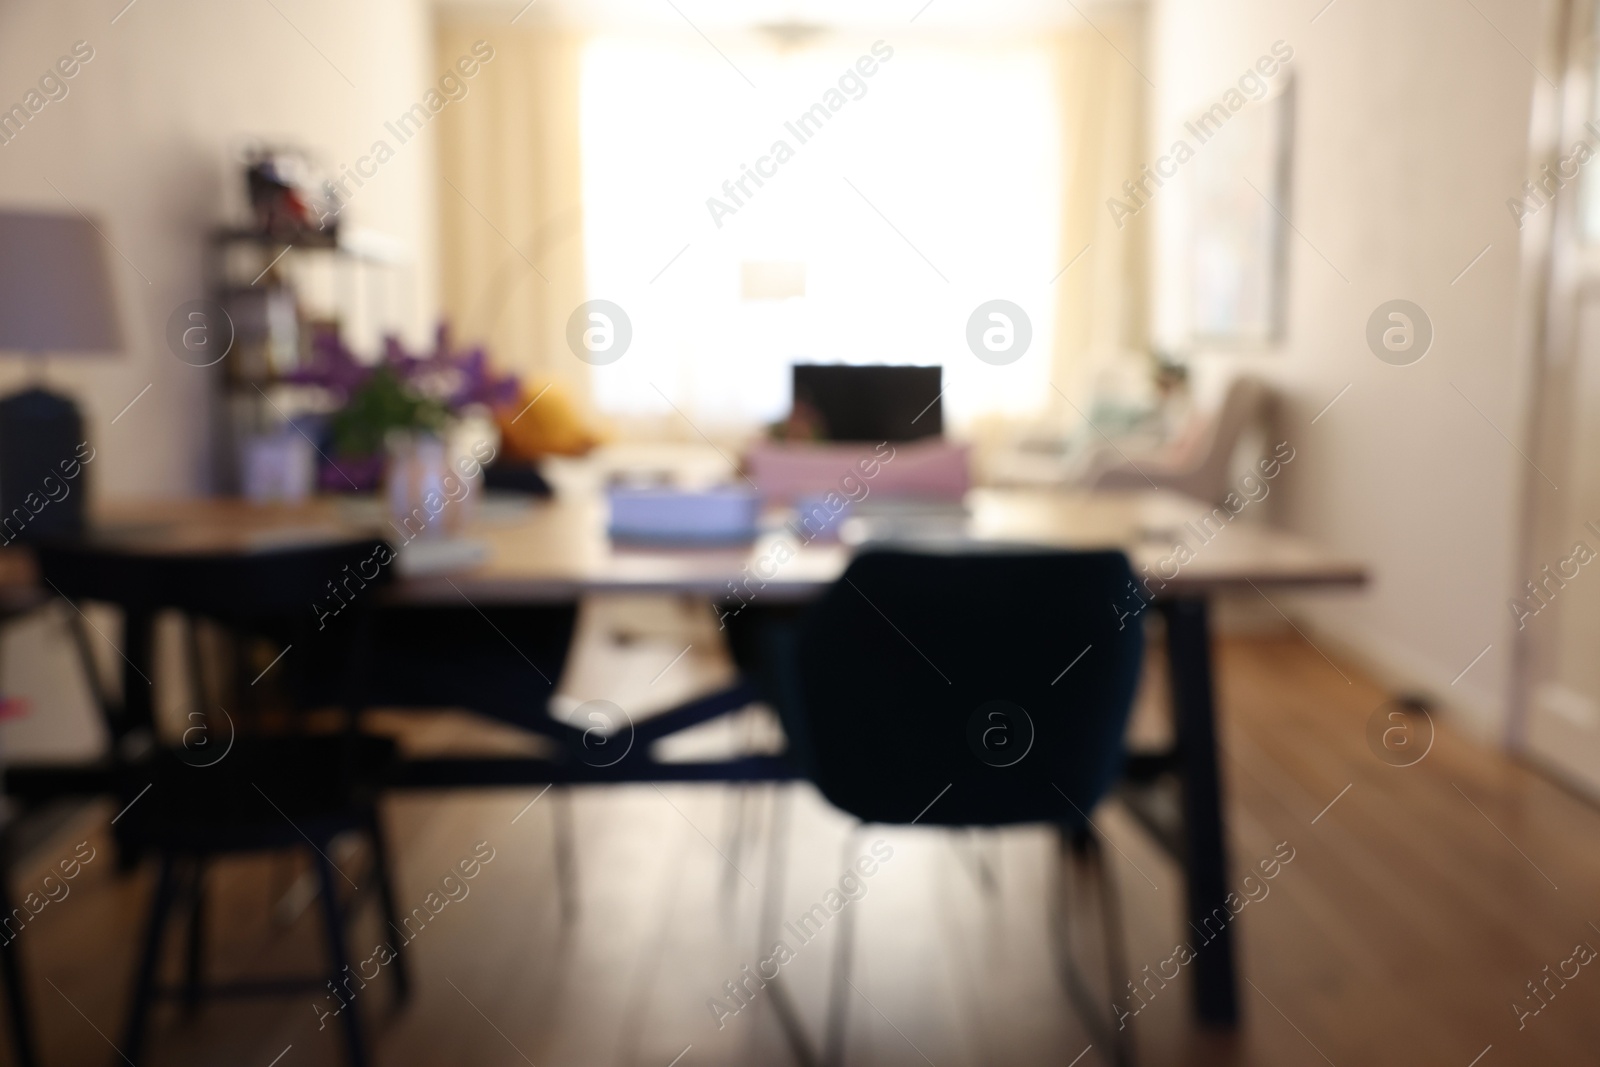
[8,596,1600,1067]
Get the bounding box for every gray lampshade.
[0,210,123,354]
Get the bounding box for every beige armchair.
[1086,376,1271,505]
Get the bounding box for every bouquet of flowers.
[288,323,520,491]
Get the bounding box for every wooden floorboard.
[5,599,1599,1066]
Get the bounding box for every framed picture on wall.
[1188,74,1296,344]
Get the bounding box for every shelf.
[211,225,339,250]
[210,226,410,264]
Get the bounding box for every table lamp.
[0,210,123,542]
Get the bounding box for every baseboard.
[1289,615,1504,746]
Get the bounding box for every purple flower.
[285,321,521,413]
[284,326,372,398]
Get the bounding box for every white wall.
[0,0,439,758]
[1148,0,1553,734]
[0,0,439,497]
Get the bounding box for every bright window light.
[579,34,1061,431]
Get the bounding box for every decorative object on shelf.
[206,190,411,495]
[0,210,123,542]
[222,285,300,382]
[289,323,519,493]
[242,144,336,241]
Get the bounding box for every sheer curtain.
[434,17,1150,436]
[1050,5,1150,408]
[435,24,591,404]
[580,34,1062,432]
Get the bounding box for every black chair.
[736,548,1146,1067]
[0,835,38,1067]
[0,584,56,1067]
[34,538,409,1067]
[178,581,581,918]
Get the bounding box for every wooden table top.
[57,482,1366,606]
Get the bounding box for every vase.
[385,431,463,541]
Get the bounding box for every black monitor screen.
[791,364,942,442]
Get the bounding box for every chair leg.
[758,787,819,1067]
[122,856,180,1066]
[0,865,39,1067]
[720,785,752,905]
[821,829,862,1067]
[551,789,578,924]
[720,709,764,905]
[183,860,206,1016]
[756,787,791,955]
[365,809,410,1004]
[1053,827,1135,1067]
[951,830,1000,898]
[312,846,369,1067]
[1085,831,1134,1067]
[762,814,864,1067]
[979,832,1000,897]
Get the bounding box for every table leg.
[1161,597,1238,1026]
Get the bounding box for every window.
[580,33,1061,430]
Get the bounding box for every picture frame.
[1187,74,1296,345]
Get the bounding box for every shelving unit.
[204,227,410,490]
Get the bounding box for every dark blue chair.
[741,548,1145,1066]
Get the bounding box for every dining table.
[11,472,1366,1029]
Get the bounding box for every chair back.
[36,537,393,622]
[771,548,1144,828]
[35,537,394,746]
[1174,376,1269,502]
